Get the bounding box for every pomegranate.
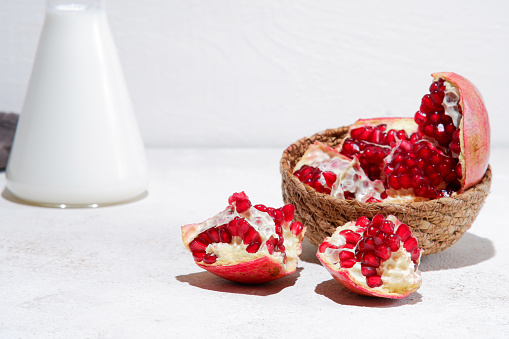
[317,214,422,299]
[293,142,386,202]
[181,192,305,284]
[292,72,490,201]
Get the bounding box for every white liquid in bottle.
[6,1,149,207]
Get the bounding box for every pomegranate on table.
[181,192,305,284]
[317,214,422,299]
[293,72,490,202]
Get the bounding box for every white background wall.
[1,0,508,148]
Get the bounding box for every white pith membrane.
[294,142,385,202]
[183,204,300,272]
[319,216,422,295]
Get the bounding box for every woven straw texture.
[280,126,492,255]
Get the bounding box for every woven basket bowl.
[280,126,492,255]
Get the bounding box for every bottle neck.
[46,0,103,11]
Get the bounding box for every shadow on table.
[419,232,495,272]
[176,268,302,296]
[299,239,321,265]
[315,279,422,307]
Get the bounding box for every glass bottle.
[6,0,149,207]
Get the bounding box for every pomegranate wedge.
[182,192,305,284]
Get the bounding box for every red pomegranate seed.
[361,252,381,267]
[290,221,304,235]
[203,254,218,264]
[192,251,206,262]
[254,204,267,212]
[228,192,251,213]
[357,238,375,252]
[189,239,208,252]
[246,242,261,253]
[374,244,391,260]
[243,228,261,245]
[319,241,331,253]
[420,95,435,113]
[227,218,239,237]
[339,250,355,261]
[371,214,385,226]
[361,265,378,277]
[207,228,220,243]
[236,218,251,238]
[380,220,395,234]
[414,111,427,125]
[341,259,357,268]
[366,226,379,237]
[356,216,371,227]
[404,237,418,253]
[396,224,412,242]
[282,204,295,222]
[340,243,356,250]
[198,232,213,245]
[322,171,337,187]
[373,231,386,245]
[366,275,383,288]
[411,248,421,261]
[386,234,401,252]
[218,226,232,243]
[340,230,362,244]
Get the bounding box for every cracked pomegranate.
[317,214,422,299]
[181,192,305,284]
[293,72,490,201]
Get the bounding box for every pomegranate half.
[317,214,422,299]
[181,192,305,284]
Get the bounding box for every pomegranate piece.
[182,192,305,284]
[293,142,385,202]
[317,214,422,299]
[293,72,489,202]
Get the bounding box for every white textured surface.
[1,0,508,148]
[1,147,508,338]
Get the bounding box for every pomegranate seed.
[282,204,295,222]
[357,238,375,252]
[356,216,371,228]
[456,163,463,179]
[420,95,435,113]
[227,218,239,237]
[361,252,381,267]
[198,232,213,245]
[322,171,337,187]
[246,242,261,253]
[404,237,418,253]
[414,111,427,125]
[207,228,220,243]
[273,209,284,225]
[243,228,261,245]
[339,243,356,250]
[380,220,395,234]
[398,173,411,189]
[396,224,412,242]
[236,218,251,238]
[366,275,383,288]
[386,234,401,251]
[371,214,385,226]
[339,250,355,261]
[341,259,356,268]
[366,226,379,237]
[318,241,331,253]
[290,221,304,235]
[192,251,206,262]
[219,227,232,243]
[374,244,391,260]
[203,254,218,264]
[189,239,208,252]
[228,192,251,213]
[373,231,386,245]
[361,265,378,277]
[254,204,267,212]
[340,230,361,244]
[411,248,421,261]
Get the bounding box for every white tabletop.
[1,147,508,338]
